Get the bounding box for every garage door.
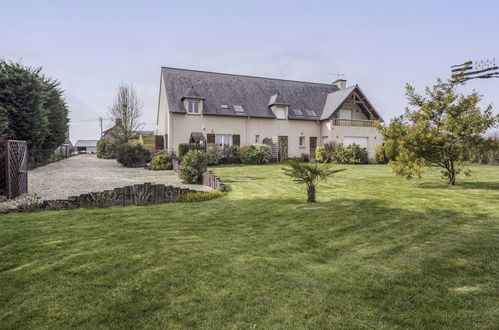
[344,136,368,149]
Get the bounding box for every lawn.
[0,164,498,329]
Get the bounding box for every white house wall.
[321,120,382,157]
[170,113,321,158]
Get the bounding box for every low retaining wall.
[44,183,196,210]
[172,159,225,191]
[202,171,225,191]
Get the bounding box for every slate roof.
[268,93,289,106]
[160,67,381,121]
[162,67,341,120]
[320,85,357,120]
[74,140,98,148]
[182,86,205,100]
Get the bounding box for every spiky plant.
[282,160,345,203]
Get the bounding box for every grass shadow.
[416,181,499,190]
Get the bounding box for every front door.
[277,136,288,162]
[310,137,317,159]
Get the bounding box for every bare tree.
[108,83,143,143]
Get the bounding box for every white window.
[299,136,305,148]
[322,136,329,145]
[215,134,231,147]
[255,135,260,144]
[273,106,287,119]
[188,101,199,114]
[339,109,352,119]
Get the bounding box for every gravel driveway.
[26,154,209,200]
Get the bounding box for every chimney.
[333,79,347,90]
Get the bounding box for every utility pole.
[99,116,103,137]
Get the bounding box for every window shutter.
[207,134,215,144]
[233,134,240,146]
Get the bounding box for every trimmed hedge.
[117,144,151,167]
[97,138,121,159]
[173,190,223,203]
[148,154,173,170]
[178,143,190,159]
[240,144,272,164]
[315,142,369,164]
[180,150,207,183]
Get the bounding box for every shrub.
[148,154,173,170]
[301,153,310,162]
[97,138,121,159]
[117,144,151,167]
[173,190,223,203]
[316,142,368,164]
[178,143,190,159]
[240,144,272,164]
[180,150,207,183]
[222,145,241,164]
[343,143,369,164]
[15,193,43,212]
[206,145,224,165]
[315,146,326,163]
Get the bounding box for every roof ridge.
[161,66,336,87]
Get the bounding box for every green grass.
[1,164,498,329]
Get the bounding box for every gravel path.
[24,154,209,200]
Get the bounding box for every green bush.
[180,150,207,183]
[117,144,151,167]
[173,190,223,203]
[148,154,173,170]
[178,143,190,159]
[96,138,121,159]
[240,144,272,164]
[222,145,241,164]
[316,142,368,164]
[343,143,369,164]
[206,145,224,165]
[315,146,326,163]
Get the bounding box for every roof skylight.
[221,104,229,110]
[233,105,245,113]
[306,109,318,117]
[293,109,303,116]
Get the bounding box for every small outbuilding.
[74,140,98,154]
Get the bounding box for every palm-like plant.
[282,160,345,202]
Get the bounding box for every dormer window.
[188,101,199,114]
[273,105,287,119]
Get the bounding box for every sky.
[1,0,498,142]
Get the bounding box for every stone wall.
[43,183,196,210]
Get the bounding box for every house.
[156,67,384,159]
[74,140,98,154]
[102,119,154,140]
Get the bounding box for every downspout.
[246,116,250,145]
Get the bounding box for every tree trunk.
[307,185,316,203]
[448,160,456,185]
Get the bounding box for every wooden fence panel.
[0,140,28,199]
